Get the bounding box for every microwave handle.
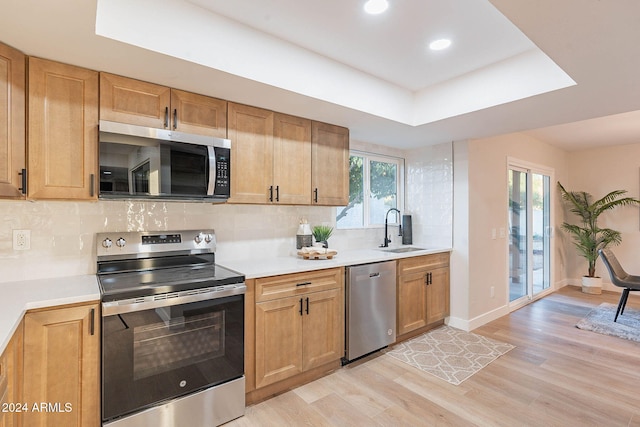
[207,146,216,196]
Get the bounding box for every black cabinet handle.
[269,185,274,202]
[173,108,177,130]
[299,298,303,316]
[90,174,95,197]
[306,297,309,315]
[425,272,433,285]
[90,308,95,335]
[296,281,311,287]
[18,168,27,194]
[275,185,280,202]
[313,188,318,203]
[164,107,169,128]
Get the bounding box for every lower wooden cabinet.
[252,268,343,391]
[397,253,450,337]
[0,323,23,427]
[22,302,100,427]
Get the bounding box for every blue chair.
[598,249,640,322]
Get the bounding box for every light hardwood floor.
[227,286,640,426]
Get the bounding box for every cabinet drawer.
[398,252,450,275]
[256,268,342,302]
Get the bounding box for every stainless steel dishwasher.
[344,260,397,363]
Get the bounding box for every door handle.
[173,108,177,130]
[90,174,95,197]
[90,308,95,335]
[305,297,309,315]
[18,168,27,194]
[313,188,318,203]
[275,185,280,202]
[269,185,274,202]
[164,107,169,128]
[299,298,303,316]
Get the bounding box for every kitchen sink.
[380,246,426,253]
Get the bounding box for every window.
[336,152,404,229]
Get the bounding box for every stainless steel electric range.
[96,230,245,427]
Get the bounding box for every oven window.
[102,294,244,422]
[133,310,225,380]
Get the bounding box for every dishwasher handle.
[369,272,381,278]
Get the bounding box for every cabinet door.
[227,102,274,203]
[255,296,303,388]
[0,42,25,199]
[0,322,23,427]
[426,267,450,324]
[302,289,343,371]
[28,58,98,200]
[273,113,311,204]
[170,89,227,138]
[397,270,429,336]
[99,72,170,128]
[23,303,99,427]
[311,121,349,206]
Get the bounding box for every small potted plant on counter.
[312,225,333,248]
[558,181,640,294]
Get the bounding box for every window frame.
[336,150,405,230]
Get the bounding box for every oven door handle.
[102,284,247,316]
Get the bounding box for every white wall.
[451,132,569,330]
[565,143,640,289]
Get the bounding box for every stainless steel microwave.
[98,120,231,202]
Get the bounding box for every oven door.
[101,287,245,422]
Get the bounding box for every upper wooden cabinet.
[99,73,227,138]
[311,121,349,206]
[227,102,274,203]
[273,113,312,204]
[228,103,351,206]
[0,42,25,199]
[28,58,98,200]
[228,103,312,204]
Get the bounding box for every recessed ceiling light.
[364,0,389,15]
[429,39,452,51]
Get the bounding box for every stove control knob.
[116,237,126,248]
[204,234,213,243]
[194,233,203,244]
[102,238,112,249]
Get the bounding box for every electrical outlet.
[13,230,31,251]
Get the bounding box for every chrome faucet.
[380,208,401,247]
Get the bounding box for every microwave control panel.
[214,147,231,196]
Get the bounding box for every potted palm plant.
[558,181,640,294]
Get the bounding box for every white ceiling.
[1,0,640,151]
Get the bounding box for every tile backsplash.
[0,200,338,282]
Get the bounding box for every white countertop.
[0,246,450,354]
[222,246,452,279]
[0,275,100,354]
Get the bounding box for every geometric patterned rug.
[576,302,640,343]
[384,325,515,385]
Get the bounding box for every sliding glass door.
[508,163,552,305]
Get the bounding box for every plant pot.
[581,276,602,295]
